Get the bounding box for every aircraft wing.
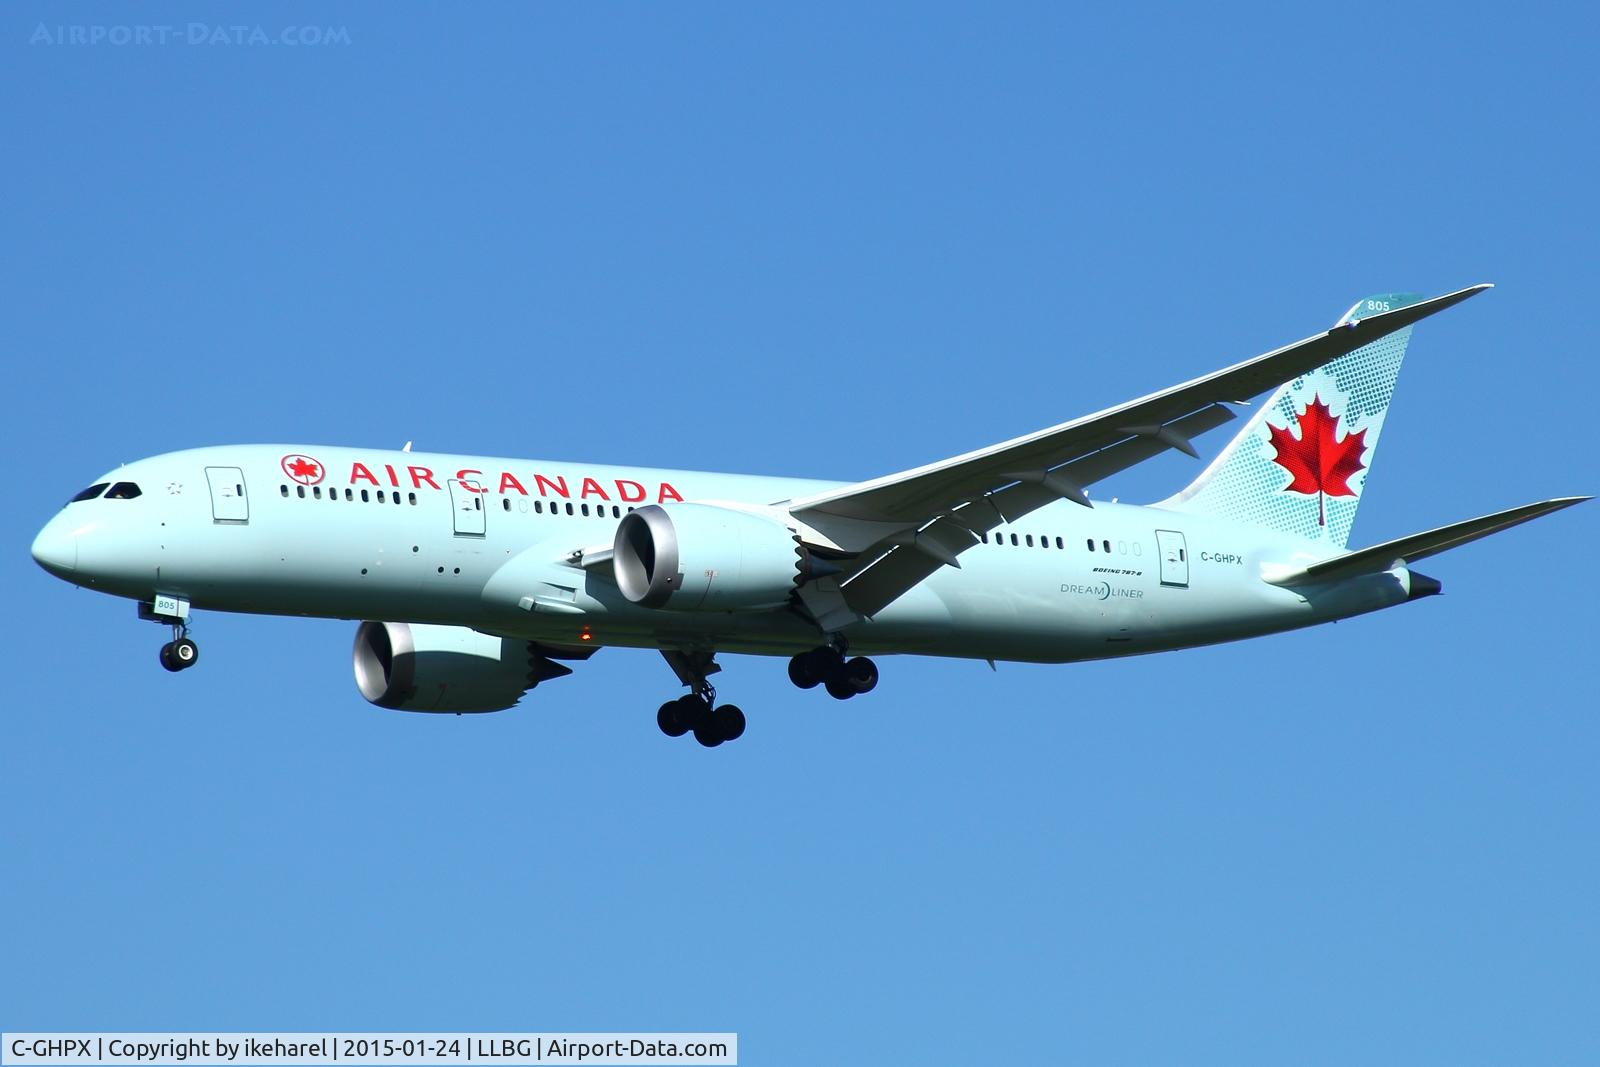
[788,283,1492,623]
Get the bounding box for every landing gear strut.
[788,645,878,700]
[658,650,745,747]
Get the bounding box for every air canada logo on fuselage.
[281,454,325,486]
[297,457,688,505]
[273,452,687,504]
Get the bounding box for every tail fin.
[1158,292,1426,548]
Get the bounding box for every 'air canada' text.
[347,462,684,504]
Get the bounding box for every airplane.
[30,284,1587,747]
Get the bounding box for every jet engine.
[614,503,814,611]
[353,621,571,713]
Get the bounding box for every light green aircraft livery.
[31,285,1587,747]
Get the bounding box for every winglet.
[1331,282,1493,335]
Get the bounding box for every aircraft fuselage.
[31,444,1417,665]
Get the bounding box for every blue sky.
[3,3,1597,1063]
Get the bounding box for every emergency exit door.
[449,479,486,536]
[205,467,249,524]
[1155,529,1188,587]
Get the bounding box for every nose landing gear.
[142,596,199,673]
[159,633,200,672]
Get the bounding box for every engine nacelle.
[353,621,544,713]
[614,503,807,611]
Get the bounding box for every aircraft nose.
[31,514,78,578]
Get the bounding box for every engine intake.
[353,621,567,713]
[614,503,808,612]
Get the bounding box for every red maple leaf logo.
[1266,395,1366,526]
[280,454,325,485]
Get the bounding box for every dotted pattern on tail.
[1160,294,1419,549]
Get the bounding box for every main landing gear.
[657,649,745,748]
[653,644,877,748]
[656,690,746,748]
[787,646,878,700]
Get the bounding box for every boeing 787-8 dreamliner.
[30,285,1587,746]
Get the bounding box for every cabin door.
[1155,529,1188,587]
[205,467,249,524]
[449,478,486,537]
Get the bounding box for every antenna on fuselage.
[402,441,413,453]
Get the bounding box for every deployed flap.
[1266,496,1590,586]
[831,407,1242,617]
[791,284,1490,543]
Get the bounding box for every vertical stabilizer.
[1157,293,1423,548]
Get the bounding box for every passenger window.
[1086,538,1095,551]
[313,486,322,499]
[297,486,306,498]
[612,506,621,518]
[377,490,386,503]
[1025,534,1034,547]
[565,503,574,516]
[502,498,511,511]
[105,482,142,499]
[1103,540,1111,553]
[279,485,289,498]
[1010,533,1019,546]
[581,503,590,517]
[409,492,417,505]
[360,489,370,502]
[71,483,110,502]
[395,493,402,506]
[1055,537,1064,549]
[980,532,988,544]
[534,500,543,514]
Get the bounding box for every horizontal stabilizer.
[1267,496,1590,586]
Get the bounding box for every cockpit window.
[105,482,143,500]
[70,483,109,502]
